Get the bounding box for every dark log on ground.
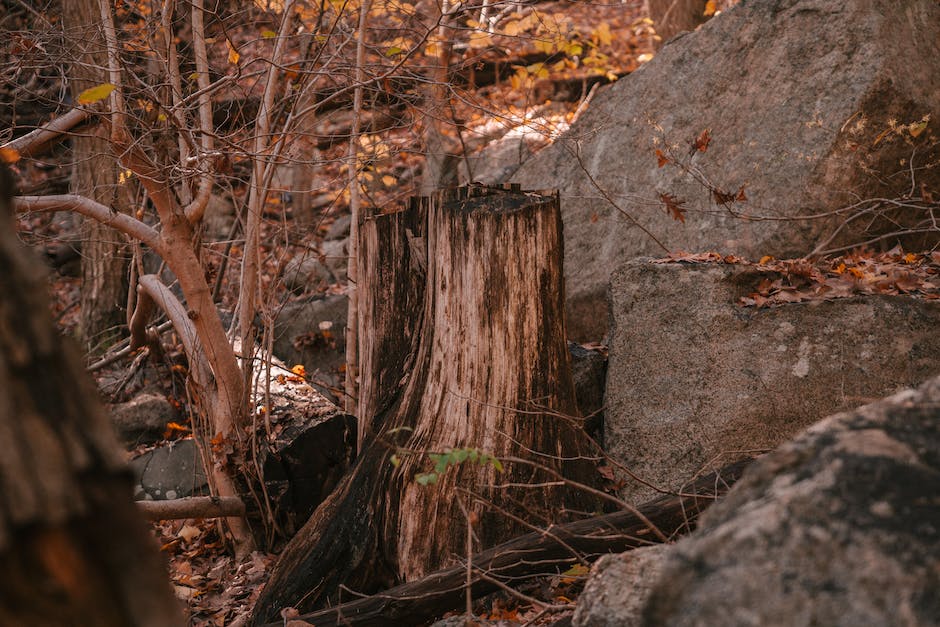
[0,164,182,625]
[137,496,245,520]
[250,185,605,625]
[266,460,752,627]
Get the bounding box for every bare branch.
[183,0,216,224]
[237,0,297,380]
[97,0,126,140]
[138,274,200,371]
[128,282,158,352]
[137,496,246,520]
[1,108,95,158]
[14,194,163,252]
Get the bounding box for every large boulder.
[607,259,940,504]
[639,375,940,626]
[512,0,940,340]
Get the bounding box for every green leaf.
[416,472,438,485]
[77,83,116,105]
[385,46,403,56]
[491,458,504,473]
[390,454,401,468]
[261,29,277,39]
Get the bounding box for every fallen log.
[265,459,753,627]
[136,496,245,521]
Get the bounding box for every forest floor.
[5,1,657,624]
[8,0,940,621]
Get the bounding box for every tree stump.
[0,165,182,625]
[252,186,602,623]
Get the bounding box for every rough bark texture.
[63,0,131,351]
[251,186,603,624]
[0,165,182,626]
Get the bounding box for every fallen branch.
[262,459,752,627]
[137,496,246,520]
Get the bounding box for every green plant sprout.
[391,447,505,486]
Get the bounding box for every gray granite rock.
[606,258,940,504]
[110,392,176,446]
[513,0,940,340]
[640,376,940,626]
[129,438,208,500]
[573,545,671,627]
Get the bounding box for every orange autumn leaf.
[226,40,240,65]
[0,146,20,164]
[690,128,711,155]
[655,149,670,168]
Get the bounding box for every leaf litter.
[654,248,940,307]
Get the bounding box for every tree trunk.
[63,0,131,352]
[0,165,183,626]
[647,0,709,46]
[251,185,602,624]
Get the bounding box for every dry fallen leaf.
[659,192,687,223]
[178,524,202,543]
[690,128,711,155]
[655,149,669,168]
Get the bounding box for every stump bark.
[251,186,603,623]
[0,165,182,625]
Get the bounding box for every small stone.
[110,392,176,446]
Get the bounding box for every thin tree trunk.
[251,185,603,624]
[420,0,459,193]
[63,0,130,352]
[647,0,709,46]
[0,165,183,626]
[345,0,371,418]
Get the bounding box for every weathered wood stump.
[0,165,182,625]
[251,186,604,623]
[265,461,751,627]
